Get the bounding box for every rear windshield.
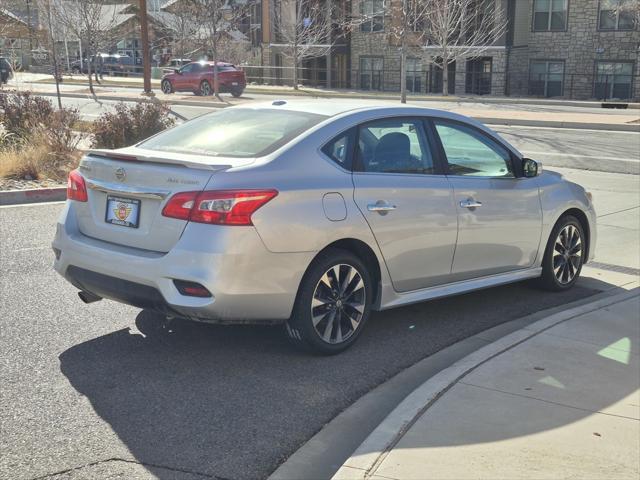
[139,109,328,158]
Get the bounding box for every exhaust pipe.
[78,290,102,304]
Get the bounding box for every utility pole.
[139,0,152,94]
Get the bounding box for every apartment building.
[350,0,639,100]
[257,0,351,87]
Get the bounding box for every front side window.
[435,122,513,178]
[599,0,636,30]
[360,0,384,32]
[139,109,328,158]
[356,118,435,174]
[594,61,634,100]
[533,0,567,31]
[529,60,565,97]
[180,63,195,74]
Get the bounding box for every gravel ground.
[0,177,65,191]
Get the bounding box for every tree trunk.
[400,48,407,104]
[293,44,299,90]
[442,63,449,96]
[87,51,95,96]
[213,41,221,100]
[45,0,62,109]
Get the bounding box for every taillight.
[161,191,197,220]
[67,170,88,202]
[162,189,278,226]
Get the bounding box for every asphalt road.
[0,201,606,480]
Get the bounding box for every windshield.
[139,109,328,158]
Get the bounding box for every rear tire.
[538,215,585,291]
[231,87,244,98]
[285,248,372,355]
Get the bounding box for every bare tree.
[616,0,640,26]
[186,0,248,99]
[51,0,119,98]
[271,0,337,90]
[37,0,62,108]
[384,0,431,103]
[163,8,201,60]
[421,0,506,96]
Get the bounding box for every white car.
[53,101,596,354]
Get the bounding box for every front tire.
[199,80,212,96]
[161,79,173,94]
[539,215,585,291]
[285,248,372,355]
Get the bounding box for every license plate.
[105,196,141,228]
[231,82,238,86]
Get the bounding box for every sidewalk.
[334,289,640,480]
[5,73,640,132]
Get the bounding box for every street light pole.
[139,0,152,94]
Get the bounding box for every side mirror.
[522,158,542,178]
[174,69,181,74]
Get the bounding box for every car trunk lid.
[74,149,248,252]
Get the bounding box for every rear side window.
[139,109,328,158]
[356,118,435,174]
[322,129,354,170]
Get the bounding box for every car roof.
[229,100,522,157]
[190,61,233,66]
[231,99,474,122]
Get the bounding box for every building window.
[360,0,384,32]
[529,60,565,97]
[406,58,422,93]
[533,0,567,31]
[594,62,634,100]
[598,0,636,30]
[360,56,383,90]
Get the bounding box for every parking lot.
[2,160,639,479]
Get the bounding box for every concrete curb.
[31,91,640,132]
[476,117,640,132]
[331,288,639,480]
[31,80,640,109]
[0,187,66,206]
[268,282,638,480]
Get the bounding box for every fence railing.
[43,59,640,102]
[241,65,638,101]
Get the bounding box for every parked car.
[53,102,596,354]
[160,61,246,97]
[0,57,14,84]
[70,54,135,76]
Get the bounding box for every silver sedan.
[53,101,596,354]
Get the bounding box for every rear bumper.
[52,201,314,322]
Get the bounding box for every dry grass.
[0,141,82,182]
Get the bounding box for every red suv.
[161,61,246,97]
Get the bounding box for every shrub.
[92,101,175,149]
[0,92,83,181]
[0,141,82,182]
[0,92,55,139]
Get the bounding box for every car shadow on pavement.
[58,279,613,479]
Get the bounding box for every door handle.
[460,199,482,209]
[367,201,397,215]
